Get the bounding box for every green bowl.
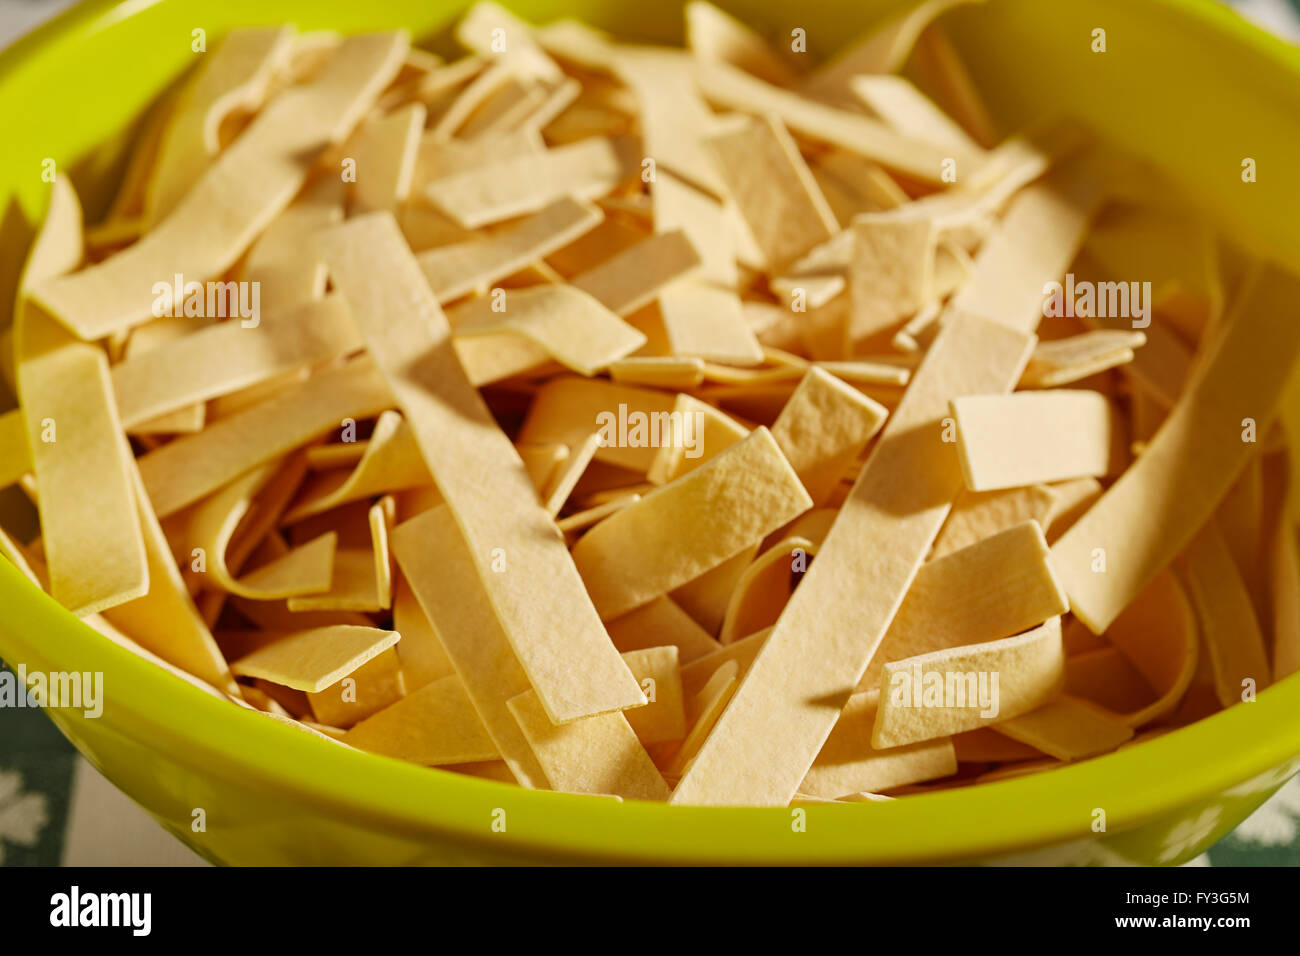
[2,0,1299,865]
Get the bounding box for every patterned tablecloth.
[1,0,1299,867]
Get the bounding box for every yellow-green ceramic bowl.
[2,0,1299,865]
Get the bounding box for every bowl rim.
[2,0,1300,865]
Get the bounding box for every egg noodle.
[1,0,1297,807]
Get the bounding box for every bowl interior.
[2,0,1300,864]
